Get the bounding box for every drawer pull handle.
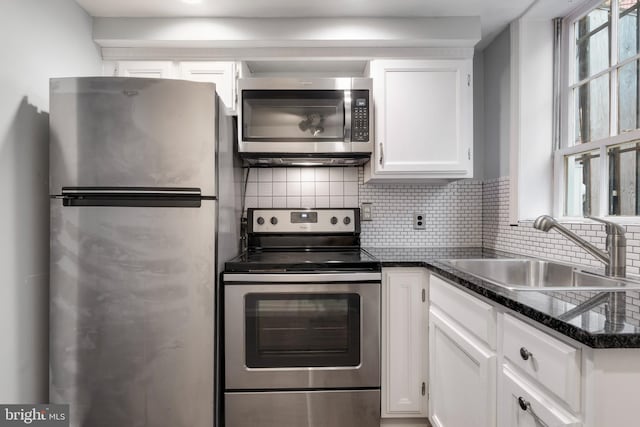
[517,396,549,427]
[520,347,533,361]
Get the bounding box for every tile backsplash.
[244,167,359,210]
[242,166,484,248]
[358,170,483,247]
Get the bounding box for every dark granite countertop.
[364,246,640,349]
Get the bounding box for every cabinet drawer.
[430,275,496,349]
[500,366,581,427]
[502,314,581,412]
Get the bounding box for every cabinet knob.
[379,142,384,166]
[517,396,549,427]
[517,396,530,411]
[519,347,533,361]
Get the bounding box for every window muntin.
[560,0,640,217]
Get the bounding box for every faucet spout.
[533,214,628,326]
[533,215,610,268]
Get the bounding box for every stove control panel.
[250,208,358,233]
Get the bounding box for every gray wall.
[0,0,102,402]
[482,27,511,180]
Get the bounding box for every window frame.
[556,0,640,221]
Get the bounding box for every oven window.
[242,90,345,142]
[245,293,361,368]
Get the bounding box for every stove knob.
[330,216,338,225]
[343,216,351,225]
[270,216,278,225]
[257,217,265,225]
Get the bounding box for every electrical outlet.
[413,213,426,230]
[361,203,373,221]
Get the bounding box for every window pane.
[566,151,600,216]
[619,0,640,62]
[576,1,611,81]
[619,60,640,132]
[574,74,610,144]
[608,141,640,215]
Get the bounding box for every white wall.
[482,27,511,180]
[0,0,102,403]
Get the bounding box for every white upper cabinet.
[178,62,238,114]
[365,59,473,182]
[115,61,174,79]
[109,61,238,114]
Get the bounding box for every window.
[560,0,640,217]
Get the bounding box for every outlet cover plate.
[413,212,426,230]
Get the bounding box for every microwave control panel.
[351,90,370,142]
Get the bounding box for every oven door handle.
[223,272,381,282]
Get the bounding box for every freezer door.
[50,199,215,427]
[50,77,216,196]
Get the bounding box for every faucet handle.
[585,216,626,235]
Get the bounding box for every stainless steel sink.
[443,258,640,291]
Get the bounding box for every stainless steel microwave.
[237,77,373,166]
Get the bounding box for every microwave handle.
[343,90,352,142]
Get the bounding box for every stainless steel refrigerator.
[49,77,239,427]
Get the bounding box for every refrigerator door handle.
[61,187,202,196]
[59,187,209,208]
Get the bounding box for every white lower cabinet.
[402,271,640,427]
[429,307,496,427]
[381,268,428,419]
[500,366,581,427]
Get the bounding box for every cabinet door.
[382,268,428,417]
[179,62,237,114]
[500,367,581,427]
[115,61,174,78]
[369,59,473,179]
[429,306,495,427]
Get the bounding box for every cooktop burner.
[225,208,380,273]
[225,249,380,272]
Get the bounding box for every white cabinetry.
[428,276,496,427]
[108,60,238,114]
[178,62,238,114]
[365,59,473,182]
[428,272,640,427]
[502,314,581,412]
[381,268,428,419]
[115,61,174,79]
[500,366,581,427]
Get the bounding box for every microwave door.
[241,90,346,143]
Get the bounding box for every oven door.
[224,273,380,390]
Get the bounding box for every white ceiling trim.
[93,17,481,50]
[100,46,476,61]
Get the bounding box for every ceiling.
[75,0,538,48]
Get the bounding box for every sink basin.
[443,258,640,291]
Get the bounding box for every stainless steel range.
[223,208,381,427]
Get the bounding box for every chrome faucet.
[533,215,626,278]
[533,215,627,327]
